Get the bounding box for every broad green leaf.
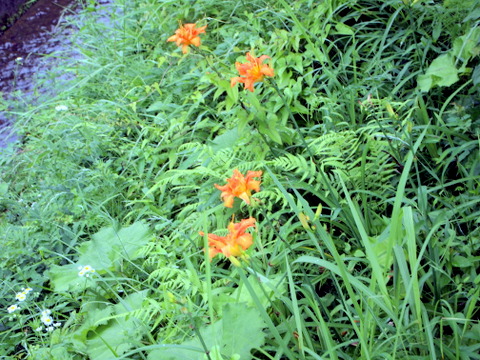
[221,303,265,359]
[77,221,151,271]
[452,28,480,61]
[48,264,95,293]
[148,303,266,360]
[263,113,283,145]
[452,255,474,268]
[232,274,285,309]
[72,306,113,352]
[49,222,151,292]
[29,346,74,360]
[417,54,459,92]
[210,128,241,152]
[74,291,147,360]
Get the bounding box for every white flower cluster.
[36,309,61,332]
[78,265,96,277]
[14,287,33,302]
[6,287,62,333]
[6,287,34,314]
[55,105,68,111]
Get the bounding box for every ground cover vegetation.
[0,0,479,358]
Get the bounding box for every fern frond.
[255,189,290,210]
[267,153,316,182]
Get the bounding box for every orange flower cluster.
[199,217,256,259]
[230,52,274,92]
[167,23,274,92]
[167,23,207,54]
[166,23,272,262]
[200,170,263,262]
[214,169,262,208]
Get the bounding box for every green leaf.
[71,305,113,352]
[473,64,480,85]
[452,255,473,268]
[210,128,241,152]
[464,7,480,21]
[452,27,480,71]
[148,303,266,360]
[334,22,355,35]
[221,303,265,359]
[73,291,148,360]
[29,346,74,360]
[417,54,459,92]
[370,226,394,272]
[258,113,283,145]
[77,221,151,271]
[236,108,252,133]
[246,92,266,121]
[48,264,94,293]
[226,81,239,105]
[49,222,151,293]
[146,101,179,112]
[0,181,8,195]
[232,274,285,308]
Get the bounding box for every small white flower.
[41,315,53,326]
[78,265,95,277]
[47,326,54,332]
[15,57,23,62]
[21,287,33,295]
[41,309,51,316]
[35,326,43,332]
[55,105,68,111]
[15,293,27,302]
[54,322,61,327]
[7,304,19,313]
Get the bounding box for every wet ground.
[0,0,78,93]
[0,0,79,146]
[0,0,111,147]
[0,0,29,29]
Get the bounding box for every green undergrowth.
[1,0,479,359]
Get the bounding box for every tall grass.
[0,0,479,358]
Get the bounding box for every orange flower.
[230,52,274,92]
[214,169,262,208]
[167,23,207,54]
[199,217,256,259]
